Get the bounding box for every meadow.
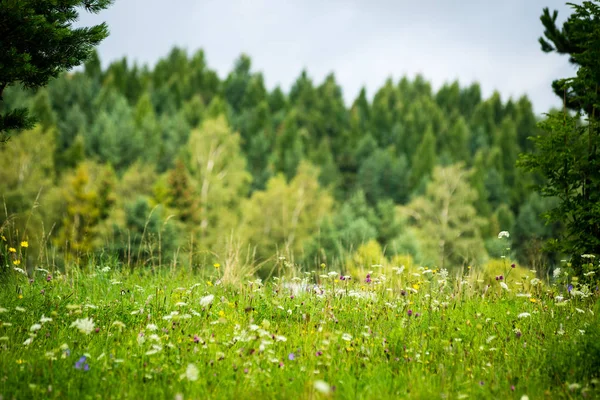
[1,242,598,399]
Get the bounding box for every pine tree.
[0,0,113,142]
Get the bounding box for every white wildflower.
[314,380,331,395]
[70,317,95,335]
[500,282,509,291]
[486,335,496,343]
[30,323,42,332]
[145,344,162,355]
[0,307,7,313]
[581,254,595,259]
[181,364,199,381]
[13,267,27,276]
[583,271,595,277]
[146,323,158,331]
[15,306,26,312]
[200,294,214,307]
[553,268,561,279]
[575,308,585,314]
[341,333,352,341]
[101,266,111,272]
[23,337,34,346]
[40,315,52,323]
[175,302,187,307]
[517,313,531,318]
[498,231,510,239]
[112,321,126,329]
[530,278,541,286]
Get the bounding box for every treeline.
[0,48,561,274]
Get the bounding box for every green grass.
[0,264,598,399]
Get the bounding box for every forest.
[0,47,560,278]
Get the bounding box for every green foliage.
[241,162,332,268]
[0,0,112,141]
[405,163,486,269]
[0,44,550,270]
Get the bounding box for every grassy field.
[0,261,598,399]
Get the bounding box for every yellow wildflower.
[213,263,220,269]
[13,259,21,266]
[9,247,16,253]
[20,241,28,248]
[529,298,537,303]
[218,310,225,318]
[1,235,6,241]
[412,284,420,290]
[206,281,213,287]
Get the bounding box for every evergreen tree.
[0,0,113,141]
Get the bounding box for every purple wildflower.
[193,335,200,343]
[46,274,52,282]
[511,263,516,268]
[407,309,413,317]
[74,356,89,371]
[365,274,371,284]
[568,284,573,293]
[288,353,295,361]
[315,350,323,357]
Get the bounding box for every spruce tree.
[0,0,113,142]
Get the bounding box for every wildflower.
[30,323,42,332]
[567,284,573,293]
[365,274,371,284]
[407,309,413,317]
[314,380,331,395]
[511,263,516,268]
[200,294,214,307]
[146,323,158,331]
[23,337,34,346]
[46,275,52,282]
[213,263,220,269]
[517,313,531,318]
[181,363,199,381]
[40,315,52,323]
[20,241,28,248]
[553,268,561,279]
[498,231,510,239]
[316,350,323,357]
[13,267,27,276]
[112,321,126,330]
[1,235,5,241]
[13,259,21,266]
[70,318,95,335]
[8,247,16,253]
[288,353,295,361]
[500,282,509,291]
[74,356,89,371]
[193,335,200,343]
[529,298,537,303]
[341,333,352,341]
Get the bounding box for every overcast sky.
[77,0,576,115]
